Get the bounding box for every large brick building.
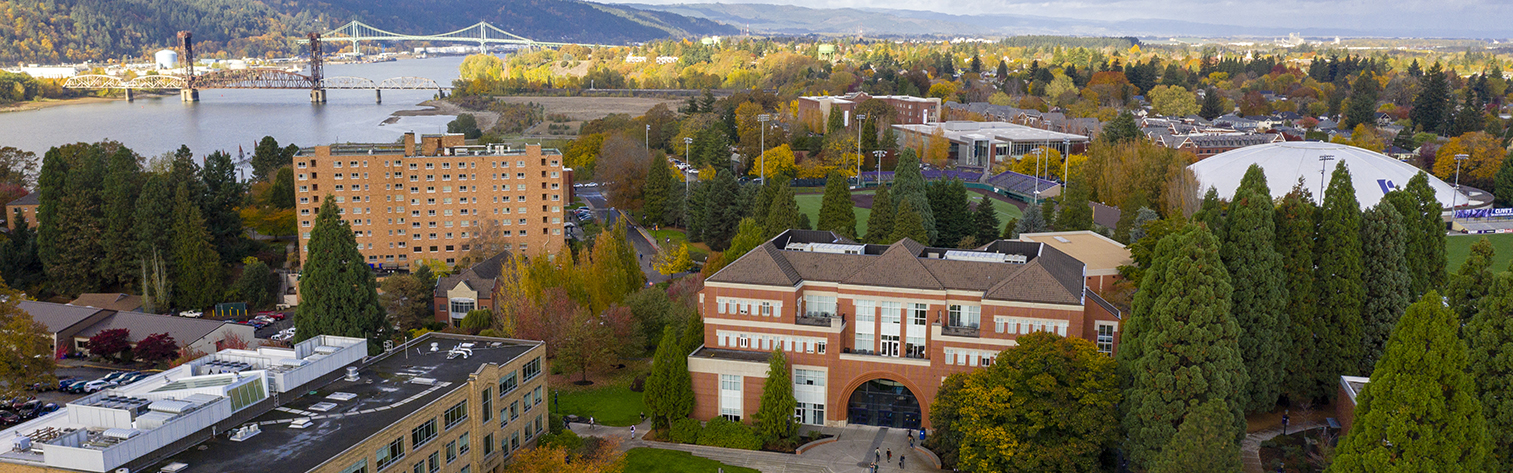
[690,229,1126,430]
[295,132,571,269]
[797,92,943,132]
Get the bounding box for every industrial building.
[294,132,572,269]
[690,229,1127,430]
[0,332,548,473]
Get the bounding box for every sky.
[603,0,1513,36]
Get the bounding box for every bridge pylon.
[178,31,198,102]
[309,32,326,103]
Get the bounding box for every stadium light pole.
[1062,138,1071,183]
[856,113,868,187]
[1317,154,1336,201]
[1032,148,1045,202]
[1454,153,1469,221]
[873,150,887,187]
[757,114,770,185]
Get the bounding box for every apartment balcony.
[796,311,842,328]
[940,324,981,338]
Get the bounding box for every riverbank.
[391,99,495,130]
[0,96,121,113]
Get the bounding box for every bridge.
[316,20,585,54]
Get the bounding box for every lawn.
[552,385,646,427]
[793,190,1022,238]
[623,448,760,473]
[648,228,710,261]
[1446,233,1513,272]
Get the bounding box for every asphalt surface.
[576,185,668,284]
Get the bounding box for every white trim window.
[949,305,981,328]
[449,298,476,324]
[793,369,826,425]
[1096,322,1117,354]
[719,375,743,421]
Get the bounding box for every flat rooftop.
[1018,231,1130,273]
[155,335,537,473]
[894,121,1089,143]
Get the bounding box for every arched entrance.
[846,379,921,429]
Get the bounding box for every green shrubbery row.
[669,417,762,450]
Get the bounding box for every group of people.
[870,446,905,471]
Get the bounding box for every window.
[855,332,873,353]
[410,419,437,447]
[459,432,470,455]
[760,302,773,316]
[533,386,543,406]
[794,369,826,425]
[499,372,518,394]
[1097,323,1116,354]
[803,295,837,317]
[482,388,492,422]
[719,374,742,421]
[522,357,541,381]
[879,301,901,324]
[948,305,980,328]
[510,432,520,452]
[340,459,369,473]
[427,452,438,473]
[445,440,457,463]
[912,303,928,325]
[484,433,495,455]
[376,437,404,470]
[509,401,519,421]
[444,400,468,429]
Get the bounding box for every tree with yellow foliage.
[1012,148,1063,179]
[1348,124,1386,152]
[459,54,505,82]
[1433,132,1506,190]
[750,144,798,180]
[654,243,694,276]
[922,127,951,168]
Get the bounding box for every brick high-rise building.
[294,132,571,269]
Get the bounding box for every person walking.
[887,449,892,462]
[875,447,881,462]
[589,416,595,429]
[630,425,636,439]
[899,455,905,468]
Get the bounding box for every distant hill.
[0,0,736,65]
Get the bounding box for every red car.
[257,311,286,321]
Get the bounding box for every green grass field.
[552,386,646,427]
[623,448,761,473]
[648,228,709,261]
[793,191,1023,238]
[1446,233,1513,272]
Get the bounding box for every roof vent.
[411,377,437,386]
[344,367,360,382]
[943,250,1008,263]
[1053,236,1071,243]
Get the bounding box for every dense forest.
[0,0,735,65]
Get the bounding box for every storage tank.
[155,49,178,69]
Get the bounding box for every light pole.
[645,124,651,151]
[685,137,694,226]
[1032,148,1044,202]
[1062,138,1071,183]
[855,113,868,186]
[1454,153,1470,221]
[1317,154,1336,200]
[757,113,771,185]
[873,150,887,187]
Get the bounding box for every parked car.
[61,379,89,393]
[102,371,137,383]
[55,378,76,391]
[179,310,203,318]
[0,411,20,426]
[258,311,286,320]
[80,380,115,393]
[9,397,34,410]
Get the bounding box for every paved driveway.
[569,421,945,473]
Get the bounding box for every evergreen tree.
[1494,149,1513,207]
[1384,173,1447,298]
[268,166,296,210]
[1057,176,1094,231]
[928,179,972,246]
[643,157,673,226]
[1410,62,1450,133]
[701,170,742,251]
[295,198,387,353]
[1450,89,1486,137]
[1040,199,1059,231]
[1193,187,1225,240]
[645,326,694,429]
[1147,399,1244,473]
[1329,292,1490,472]
[1468,272,1513,471]
[43,143,108,295]
[816,172,857,239]
[750,179,776,229]
[99,147,140,288]
[826,107,845,135]
[1342,72,1381,130]
[1392,126,1417,150]
[132,173,175,277]
[201,150,246,263]
[1276,183,1321,402]
[753,349,797,444]
[1199,87,1226,120]
[724,218,767,263]
[891,149,937,243]
[1120,225,1248,469]
[251,136,287,182]
[1015,201,1049,235]
[890,200,929,244]
[1313,162,1365,399]
[1359,204,1412,373]
[763,180,801,238]
[1447,238,1496,324]
[1099,111,1141,144]
[1129,207,1160,246]
[685,180,708,242]
[170,185,222,311]
[971,196,1001,244]
[1221,165,1289,413]
[232,258,273,309]
[34,146,68,283]
[865,184,895,243]
[1001,218,1019,239]
[0,208,42,292]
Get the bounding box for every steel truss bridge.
[64,73,445,91]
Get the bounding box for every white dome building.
[1188,141,1464,210]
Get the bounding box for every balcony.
[796,312,840,327]
[941,324,981,338]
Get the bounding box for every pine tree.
[1099,111,1141,144]
[1276,183,1321,403]
[645,326,694,429]
[643,157,673,226]
[1342,72,1381,130]
[1057,176,1094,231]
[1450,89,1486,137]
[295,198,387,353]
[753,349,797,444]
[44,143,108,295]
[0,208,43,292]
[891,149,937,243]
[1120,225,1248,469]
[865,184,895,243]
[1147,399,1243,473]
[1494,149,1513,207]
[685,180,708,242]
[971,196,1001,243]
[170,185,222,311]
[1194,187,1225,240]
[1411,62,1450,133]
[1359,204,1412,374]
[1447,238,1496,324]
[816,171,857,239]
[34,147,68,279]
[890,200,929,244]
[1015,201,1049,235]
[1329,292,1490,472]
[763,180,801,237]
[927,179,972,246]
[251,136,287,182]
[1199,87,1226,120]
[1468,272,1513,471]
[132,173,175,277]
[701,170,742,251]
[1313,162,1366,399]
[201,150,245,263]
[1384,173,1446,299]
[1221,165,1289,413]
[233,258,273,309]
[99,146,140,288]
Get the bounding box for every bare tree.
[597,134,651,210]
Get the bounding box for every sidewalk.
[1241,421,1324,473]
[568,421,946,473]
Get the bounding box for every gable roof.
[708,243,802,286]
[839,240,944,290]
[6,192,38,207]
[434,252,511,298]
[69,293,143,312]
[19,300,106,333]
[73,310,236,344]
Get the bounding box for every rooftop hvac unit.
[410,377,437,386]
[276,358,308,368]
[943,250,1008,263]
[102,428,140,440]
[160,462,190,473]
[313,346,340,355]
[1006,254,1028,264]
[135,411,177,430]
[345,367,360,382]
[148,400,194,415]
[12,437,31,451]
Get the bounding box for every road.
[576,186,667,284]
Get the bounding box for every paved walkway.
[569,421,946,473]
[1240,421,1323,473]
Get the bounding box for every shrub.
[538,428,584,452]
[696,417,762,450]
[629,374,646,392]
[670,418,702,444]
[549,413,565,434]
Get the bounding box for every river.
[0,55,472,158]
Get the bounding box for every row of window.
[299,159,552,170]
[715,331,827,354]
[993,317,1070,336]
[942,348,998,367]
[715,298,780,316]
